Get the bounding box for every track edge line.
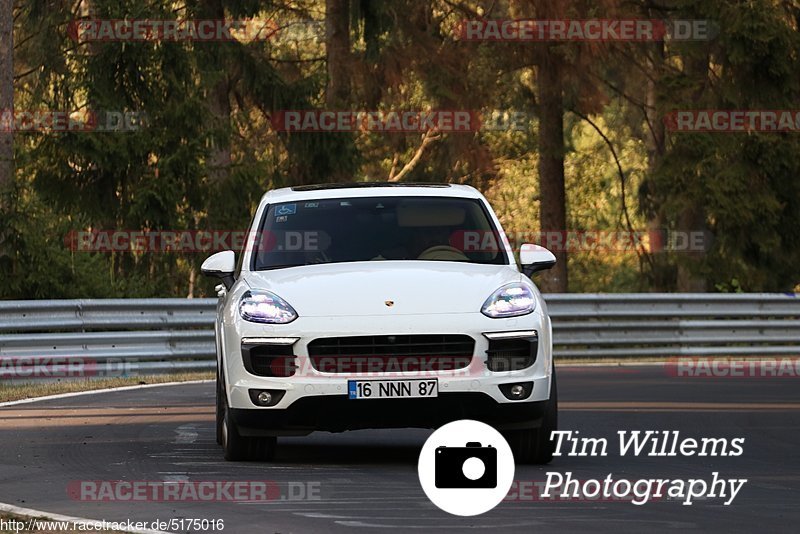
[0,380,214,408]
[0,501,169,534]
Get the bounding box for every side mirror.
[519,243,556,277]
[201,250,236,290]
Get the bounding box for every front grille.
[485,336,537,371]
[307,334,474,373]
[241,343,297,377]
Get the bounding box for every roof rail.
[291,182,451,191]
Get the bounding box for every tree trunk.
[199,0,231,187]
[645,41,669,290]
[675,53,711,292]
[325,0,350,108]
[536,46,568,292]
[0,0,13,198]
[206,75,231,185]
[676,205,708,292]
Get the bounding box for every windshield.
[251,196,507,270]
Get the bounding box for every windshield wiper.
[257,264,307,271]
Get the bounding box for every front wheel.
[505,366,558,465]
[221,397,277,462]
[215,372,224,445]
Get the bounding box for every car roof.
[261,182,483,203]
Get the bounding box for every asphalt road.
[1,365,798,533]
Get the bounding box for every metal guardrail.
[1,294,799,376]
[547,293,800,358]
[0,299,217,377]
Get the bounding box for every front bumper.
[221,311,553,425]
[231,393,550,436]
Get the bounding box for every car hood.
[244,261,523,317]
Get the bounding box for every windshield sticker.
[304,202,319,208]
[275,215,288,223]
[276,204,297,216]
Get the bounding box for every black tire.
[505,366,558,465]
[221,396,277,462]
[215,372,224,445]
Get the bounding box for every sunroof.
[291,182,451,191]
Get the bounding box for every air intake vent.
[307,334,474,373]
[485,335,537,371]
[241,343,297,377]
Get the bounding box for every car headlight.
[481,283,536,318]
[239,290,298,324]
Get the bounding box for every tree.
[639,0,800,291]
[536,45,568,292]
[3,0,799,298]
[520,0,621,292]
[0,0,12,198]
[325,0,350,108]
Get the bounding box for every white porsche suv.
[201,182,558,463]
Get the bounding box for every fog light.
[498,381,533,400]
[248,389,285,407]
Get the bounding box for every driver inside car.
[411,227,469,261]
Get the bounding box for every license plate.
[348,379,438,399]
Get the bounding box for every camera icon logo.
[435,442,497,489]
[418,420,515,516]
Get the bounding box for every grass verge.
[0,372,214,403]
